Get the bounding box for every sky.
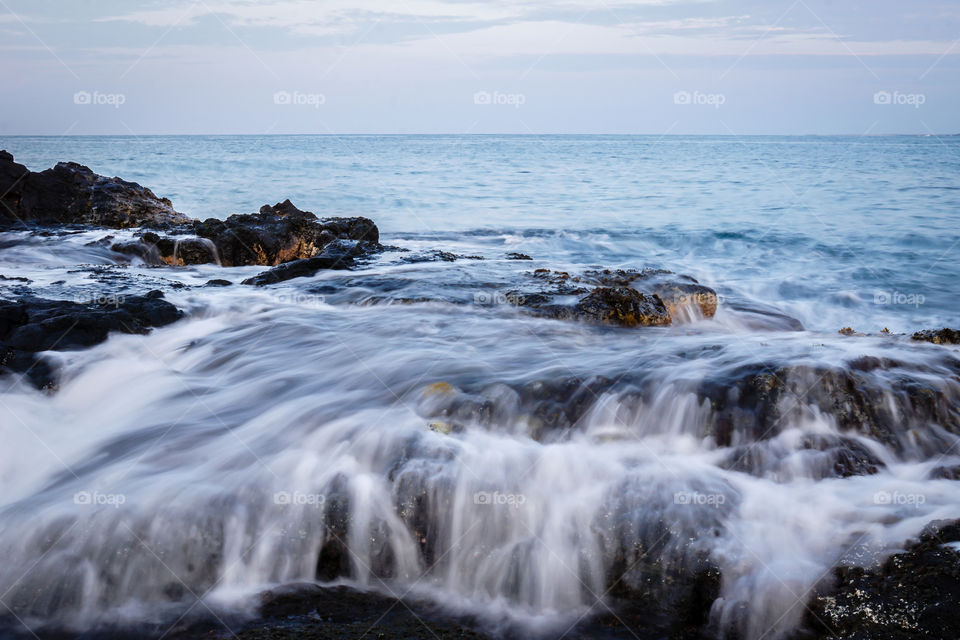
[0,0,958,135]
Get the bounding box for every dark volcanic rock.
[0,151,189,228]
[698,360,960,456]
[194,200,379,267]
[400,249,483,264]
[241,239,368,286]
[494,267,719,328]
[106,200,380,269]
[806,520,960,639]
[506,252,533,260]
[0,292,182,389]
[913,328,960,345]
[417,355,960,475]
[575,286,671,327]
[241,256,354,286]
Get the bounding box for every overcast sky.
[1,0,958,135]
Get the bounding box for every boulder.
[0,151,190,228]
[575,286,671,327]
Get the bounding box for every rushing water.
[0,135,959,639]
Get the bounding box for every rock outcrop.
[109,200,381,269]
[193,200,379,267]
[0,150,190,228]
[0,292,182,389]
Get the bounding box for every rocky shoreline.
[1,152,959,639]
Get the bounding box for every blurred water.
[0,135,958,639]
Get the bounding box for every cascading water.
[1,228,958,639]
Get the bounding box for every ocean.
[0,135,958,639]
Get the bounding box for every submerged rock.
[415,354,960,477]
[400,249,484,263]
[913,328,960,345]
[0,291,182,389]
[0,151,190,228]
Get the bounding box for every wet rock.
[415,355,960,461]
[721,434,885,480]
[0,150,190,228]
[579,268,718,319]
[496,267,719,328]
[111,239,162,264]
[240,239,368,286]
[575,286,671,327]
[506,252,533,260]
[698,359,960,455]
[419,376,619,440]
[112,233,217,266]
[104,199,380,269]
[400,249,483,264]
[241,584,496,640]
[194,200,379,267]
[205,279,233,287]
[913,328,960,345]
[0,292,182,389]
[806,519,960,639]
[929,465,960,480]
[169,237,219,265]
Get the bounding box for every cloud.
[386,19,960,58]
[96,0,712,32]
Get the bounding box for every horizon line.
[1,132,957,138]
